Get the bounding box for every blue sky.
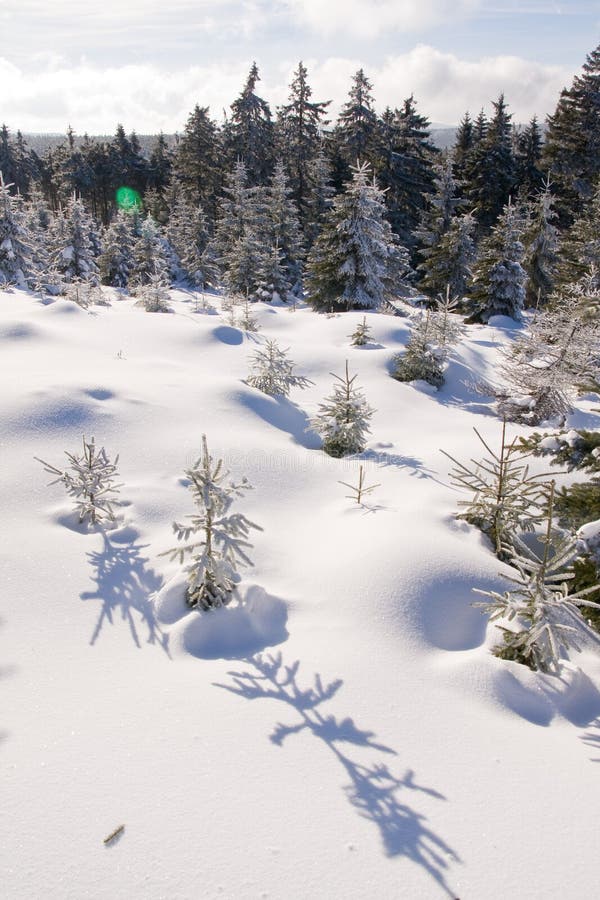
[0,0,598,133]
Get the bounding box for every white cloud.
[0,46,575,135]
[286,0,481,37]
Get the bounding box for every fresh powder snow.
[2,287,600,900]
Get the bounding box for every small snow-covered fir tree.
[212,161,268,299]
[474,485,600,674]
[421,212,476,306]
[469,200,527,322]
[98,211,135,288]
[311,361,374,457]
[134,265,172,312]
[35,436,121,525]
[306,161,410,311]
[497,286,600,424]
[416,156,462,299]
[0,172,33,288]
[166,186,213,288]
[65,278,106,308]
[349,316,372,346]
[523,182,559,308]
[238,294,260,332]
[54,195,100,285]
[246,339,312,397]
[391,310,446,388]
[442,421,547,557]
[130,217,170,288]
[256,161,304,301]
[162,435,261,610]
[430,286,463,348]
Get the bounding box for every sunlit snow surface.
[2,287,600,899]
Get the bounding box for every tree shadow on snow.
[237,390,322,449]
[215,653,460,896]
[80,526,169,655]
[494,663,600,729]
[359,447,434,480]
[581,718,600,762]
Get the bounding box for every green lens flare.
[116,186,142,212]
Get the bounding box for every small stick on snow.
[103,824,125,845]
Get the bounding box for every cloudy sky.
[0,0,598,134]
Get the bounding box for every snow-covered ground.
[2,288,600,900]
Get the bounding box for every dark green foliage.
[514,117,545,200]
[543,43,600,224]
[555,185,600,289]
[555,482,600,531]
[572,557,600,631]
[173,106,221,219]
[275,61,330,225]
[464,95,515,233]
[224,63,274,185]
[335,68,378,171]
[375,97,438,254]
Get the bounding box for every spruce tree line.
[3,46,600,315]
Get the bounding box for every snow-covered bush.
[246,340,312,397]
[162,435,261,610]
[36,436,121,525]
[311,361,374,458]
[442,422,547,557]
[474,489,600,674]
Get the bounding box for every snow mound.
[181,586,288,659]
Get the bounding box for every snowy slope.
[2,288,600,900]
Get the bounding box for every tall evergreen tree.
[213,160,267,298]
[416,156,461,296]
[172,105,221,219]
[0,173,33,287]
[275,62,330,222]
[543,42,600,222]
[374,97,437,253]
[302,149,335,248]
[470,199,527,322]
[53,195,100,284]
[465,95,515,233]
[224,63,274,185]
[166,185,213,288]
[0,126,19,191]
[514,117,545,199]
[523,183,559,307]
[130,217,170,288]
[335,69,378,171]
[306,161,409,311]
[98,211,136,288]
[452,112,475,186]
[555,184,600,288]
[258,161,304,299]
[147,132,173,194]
[419,212,476,302]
